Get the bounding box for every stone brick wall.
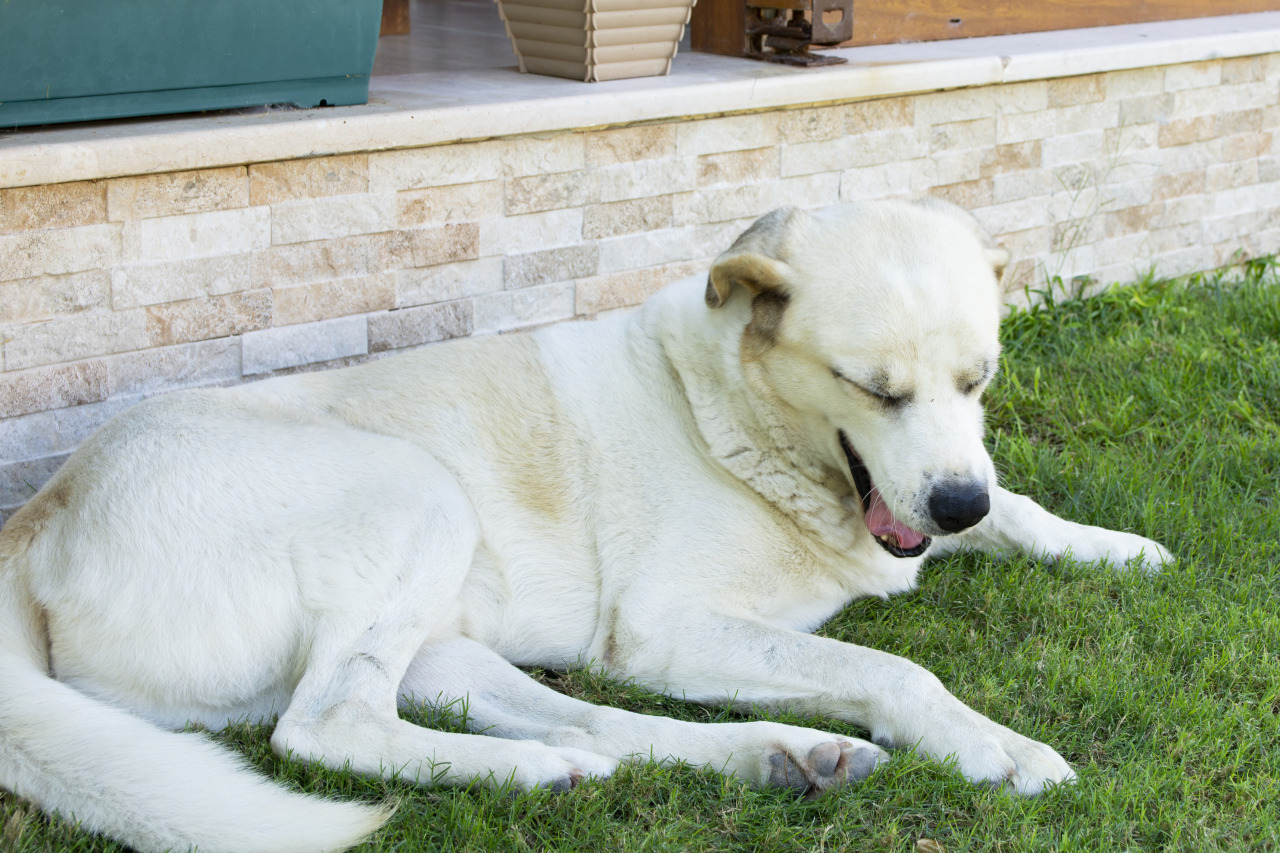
[2,54,1278,521]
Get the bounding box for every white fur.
[0,201,1171,852]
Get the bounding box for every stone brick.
[929,179,993,210]
[780,137,857,178]
[583,196,673,239]
[501,135,586,178]
[0,181,105,235]
[408,224,480,267]
[1173,82,1274,117]
[698,148,778,187]
[929,118,996,153]
[1164,61,1221,91]
[270,193,397,245]
[505,172,597,216]
[472,282,574,334]
[676,183,777,226]
[1157,115,1215,148]
[0,454,67,507]
[990,170,1055,204]
[0,224,120,282]
[1152,169,1205,201]
[251,233,405,288]
[1104,123,1159,157]
[1206,160,1259,193]
[121,207,269,264]
[1221,56,1264,85]
[1047,74,1106,107]
[0,271,109,324]
[1105,67,1165,99]
[368,300,472,352]
[575,260,703,315]
[596,228,697,274]
[996,111,1056,145]
[676,113,780,156]
[107,167,248,221]
[478,208,582,256]
[1053,101,1120,134]
[1215,109,1265,136]
[1041,130,1104,167]
[840,161,914,201]
[3,307,150,370]
[398,180,503,225]
[774,173,841,209]
[145,290,272,347]
[971,197,1053,238]
[1159,195,1211,228]
[994,80,1049,115]
[1119,94,1172,126]
[396,257,503,308]
[595,158,697,202]
[1210,180,1277,217]
[111,254,252,310]
[0,397,132,462]
[106,338,241,397]
[1103,203,1164,238]
[242,316,368,375]
[504,245,598,289]
[585,125,676,166]
[273,273,396,326]
[368,140,503,192]
[778,107,845,143]
[931,149,986,186]
[1217,132,1272,163]
[911,88,993,126]
[849,128,930,168]
[846,96,914,131]
[0,361,108,419]
[249,155,369,205]
[979,141,1042,177]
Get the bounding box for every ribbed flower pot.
[0,0,383,128]
[494,0,698,82]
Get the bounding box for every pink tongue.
[865,491,927,550]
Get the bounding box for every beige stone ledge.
[3,13,1279,190]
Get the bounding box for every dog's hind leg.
[269,463,612,793]
[398,637,887,796]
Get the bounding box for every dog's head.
[706,201,1008,558]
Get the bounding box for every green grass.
[4,259,1279,853]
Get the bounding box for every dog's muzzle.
[838,431,931,559]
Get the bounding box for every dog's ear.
[912,197,1010,279]
[706,207,801,309]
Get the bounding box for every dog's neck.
[644,282,862,555]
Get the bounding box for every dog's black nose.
[928,481,990,533]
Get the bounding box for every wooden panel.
[691,0,746,55]
[689,0,1280,54]
[380,0,411,35]
[843,0,1280,46]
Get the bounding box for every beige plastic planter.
[495,0,698,82]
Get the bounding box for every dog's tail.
[0,549,392,853]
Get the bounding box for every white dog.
[0,200,1169,853]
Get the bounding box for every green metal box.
[0,0,383,128]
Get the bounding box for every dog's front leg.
[927,485,1172,571]
[620,615,1074,795]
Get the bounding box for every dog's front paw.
[944,722,1076,796]
[1065,528,1173,574]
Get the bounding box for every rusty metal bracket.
[745,0,852,67]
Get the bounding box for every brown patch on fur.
[0,477,73,556]
[741,290,791,362]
